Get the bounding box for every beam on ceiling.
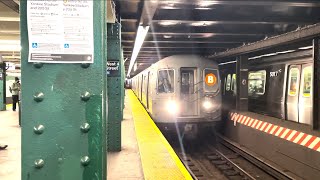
[122,32,267,36]
[157,0,320,7]
[0,0,19,13]
[209,23,320,60]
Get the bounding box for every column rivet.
[80,92,91,101]
[33,63,43,69]
[80,156,90,166]
[34,92,44,102]
[33,125,45,134]
[81,63,90,69]
[80,123,90,133]
[34,159,44,169]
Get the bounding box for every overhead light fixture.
[299,46,313,50]
[0,40,21,51]
[127,25,150,76]
[190,21,214,26]
[163,35,172,39]
[159,21,178,26]
[198,1,216,7]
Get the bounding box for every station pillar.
[236,55,248,112]
[0,59,6,111]
[313,38,320,130]
[20,1,107,180]
[107,23,123,151]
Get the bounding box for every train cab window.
[157,69,174,93]
[226,74,231,91]
[302,66,312,97]
[203,68,219,92]
[248,70,266,95]
[288,68,299,96]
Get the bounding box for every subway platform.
[107,90,192,179]
[0,105,21,180]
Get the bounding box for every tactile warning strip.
[129,90,192,180]
[230,112,320,152]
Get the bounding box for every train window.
[157,69,174,93]
[226,74,231,91]
[248,70,266,95]
[302,66,312,97]
[203,68,219,92]
[231,74,236,93]
[288,68,299,96]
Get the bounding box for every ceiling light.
[0,17,20,21]
[299,46,313,50]
[198,1,216,7]
[190,21,214,26]
[163,35,172,39]
[158,21,178,26]
[127,26,150,76]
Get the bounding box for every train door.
[146,71,150,109]
[286,64,312,125]
[180,68,198,116]
[299,64,312,125]
[140,74,143,100]
[286,65,301,122]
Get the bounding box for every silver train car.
[131,55,221,135]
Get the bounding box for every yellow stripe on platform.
[129,90,192,180]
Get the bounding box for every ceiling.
[114,0,320,76]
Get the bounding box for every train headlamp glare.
[203,101,213,110]
[166,100,178,115]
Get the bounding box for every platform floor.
[107,92,144,180]
[0,107,21,180]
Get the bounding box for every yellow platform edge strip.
[129,90,193,180]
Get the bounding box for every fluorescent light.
[127,26,149,76]
[299,46,313,50]
[158,21,178,26]
[219,60,237,66]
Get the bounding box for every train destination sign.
[107,61,120,77]
[205,73,217,86]
[27,1,94,63]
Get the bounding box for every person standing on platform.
[10,77,21,111]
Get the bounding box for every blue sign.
[64,43,70,48]
[32,43,38,48]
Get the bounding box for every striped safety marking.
[230,112,320,152]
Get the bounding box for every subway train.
[220,48,313,126]
[131,55,221,136]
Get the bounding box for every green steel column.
[20,1,107,180]
[107,23,122,152]
[0,62,5,111]
[120,49,125,120]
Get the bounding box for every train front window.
[302,66,312,97]
[226,74,231,91]
[288,68,299,96]
[248,70,266,95]
[157,69,174,93]
[203,68,219,92]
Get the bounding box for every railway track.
[169,131,293,180]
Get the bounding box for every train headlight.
[166,100,178,115]
[202,101,213,110]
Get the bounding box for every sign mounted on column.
[27,1,94,63]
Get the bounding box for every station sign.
[27,1,94,63]
[107,61,120,77]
